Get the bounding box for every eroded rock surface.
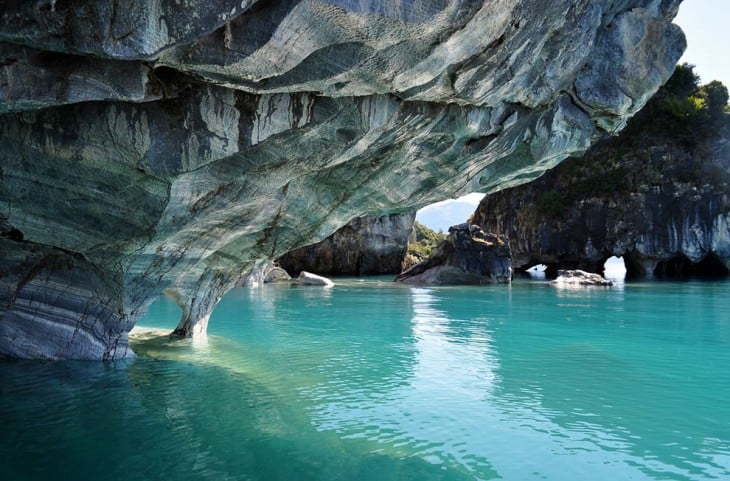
[395,224,512,284]
[551,269,613,287]
[277,212,415,276]
[473,109,730,278]
[0,0,685,358]
[297,271,335,287]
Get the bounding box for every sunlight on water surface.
[2,278,730,480]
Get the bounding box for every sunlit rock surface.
[395,223,512,284]
[297,271,335,287]
[0,0,684,358]
[551,269,613,287]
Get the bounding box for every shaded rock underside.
[0,0,684,358]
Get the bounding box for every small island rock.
[297,271,335,287]
[551,270,613,287]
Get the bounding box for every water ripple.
[2,279,730,480]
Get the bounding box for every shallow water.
[2,277,729,480]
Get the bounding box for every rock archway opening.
[694,253,730,278]
[604,256,627,281]
[525,264,548,279]
[415,193,486,233]
[137,291,184,332]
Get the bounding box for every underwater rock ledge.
[0,0,685,359]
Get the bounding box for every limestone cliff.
[473,69,730,278]
[0,1,685,358]
[277,212,415,276]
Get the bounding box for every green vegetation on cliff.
[403,221,447,269]
[625,63,729,144]
[473,64,730,278]
[532,64,729,220]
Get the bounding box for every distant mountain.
[416,194,484,233]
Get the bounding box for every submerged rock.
[297,271,334,287]
[0,0,685,358]
[396,224,511,285]
[551,269,613,287]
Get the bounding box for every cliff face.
[277,212,415,276]
[395,224,512,285]
[473,117,730,278]
[0,1,684,359]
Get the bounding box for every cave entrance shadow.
[655,253,730,280]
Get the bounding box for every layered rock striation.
[277,212,415,276]
[0,1,685,358]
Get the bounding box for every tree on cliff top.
[402,222,447,270]
[699,80,729,121]
[630,63,729,144]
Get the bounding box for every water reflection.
[489,280,730,480]
[140,280,730,480]
[4,279,729,481]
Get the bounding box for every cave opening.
[414,193,486,233]
[137,292,184,332]
[622,252,651,278]
[524,263,547,279]
[603,256,627,281]
[654,253,729,278]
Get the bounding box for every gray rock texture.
[551,270,613,287]
[395,224,512,284]
[264,267,292,284]
[0,0,684,358]
[277,212,415,276]
[473,114,730,278]
[297,271,335,287]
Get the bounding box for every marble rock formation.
[297,271,335,287]
[0,1,685,358]
[473,120,730,278]
[551,269,613,287]
[239,261,291,286]
[395,224,512,284]
[277,212,415,276]
[264,267,292,284]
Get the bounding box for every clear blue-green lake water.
[2,276,730,480]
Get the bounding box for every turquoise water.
[2,277,730,480]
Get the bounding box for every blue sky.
[676,0,730,88]
[416,0,729,232]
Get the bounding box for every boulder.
[297,272,335,287]
[265,267,292,284]
[396,224,511,285]
[551,270,613,287]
